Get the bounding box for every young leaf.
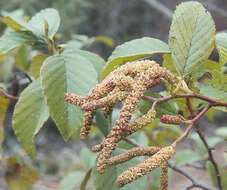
[0,96,10,153]
[92,148,147,190]
[216,32,227,66]
[13,79,49,158]
[101,37,170,80]
[14,45,31,70]
[168,1,216,77]
[40,52,97,141]
[0,31,38,56]
[27,8,60,39]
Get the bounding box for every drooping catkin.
[80,111,94,139]
[116,144,175,187]
[160,162,168,190]
[108,146,161,165]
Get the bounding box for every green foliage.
[13,79,49,158]
[168,1,215,78]
[216,32,227,66]
[101,37,170,80]
[40,52,97,140]
[92,149,147,190]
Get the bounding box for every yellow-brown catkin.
[108,146,161,165]
[160,114,191,125]
[64,93,85,106]
[96,71,149,173]
[116,144,175,187]
[160,162,168,190]
[80,111,94,139]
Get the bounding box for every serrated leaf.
[6,156,39,190]
[216,32,227,66]
[0,96,10,154]
[101,37,170,80]
[92,148,147,190]
[168,1,216,77]
[29,53,48,79]
[174,150,202,166]
[207,161,227,188]
[13,79,49,158]
[0,31,38,56]
[63,49,105,78]
[40,52,97,141]
[27,8,60,39]
[58,171,85,190]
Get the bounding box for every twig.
[143,93,227,107]
[144,0,173,20]
[195,127,223,190]
[186,99,223,190]
[124,138,216,190]
[0,88,18,100]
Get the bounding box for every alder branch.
[0,88,18,100]
[124,138,216,190]
[186,99,223,190]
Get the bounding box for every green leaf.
[0,31,38,56]
[13,79,49,158]
[27,8,60,39]
[0,96,10,154]
[40,52,97,140]
[14,45,31,70]
[138,91,177,118]
[174,150,202,166]
[92,148,147,190]
[207,161,227,189]
[58,171,85,190]
[101,37,170,80]
[168,1,216,77]
[6,156,39,190]
[197,70,227,102]
[63,49,105,78]
[80,147,98,168]
[29,53,48,79]
[216,32,227,66]
[95,109,111,136]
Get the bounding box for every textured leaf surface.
[168,2,216,77]
[216,32,227,66]
[28,8,60,39]
[13,79,49,158]
[101,37,170,80]
[40,52,97,140]
[63,49,105,78]
[0,31,38,56]
[0,96,10,153]
[92,148,147,190]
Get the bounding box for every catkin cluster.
[65,60,179,189]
